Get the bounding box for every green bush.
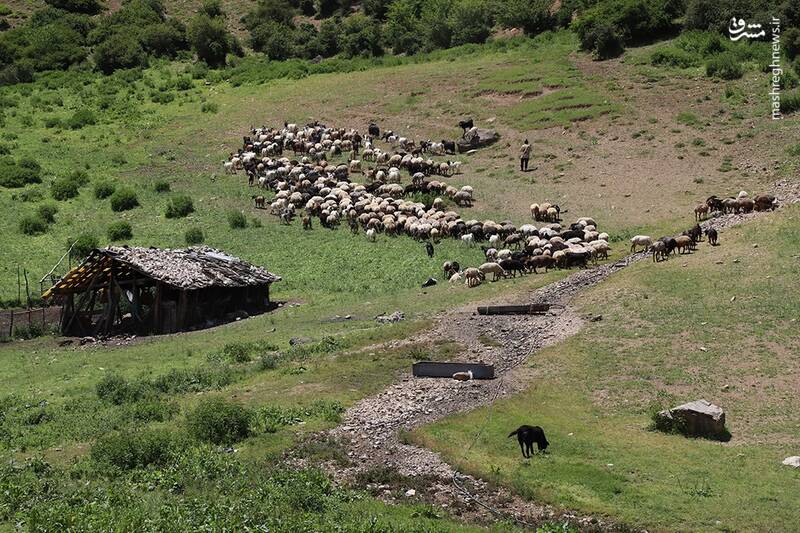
[70,233,98,260]
[189,61,209,79]
[0,157,42,188]
[13,322,45,340]
[188,13,233,67]
[200,101,218,113]
[65,109,96,129]
[227,210,247,229]
[495,0,553,36]
[175,75,193,90]
[165,194,194,218]
[153,180,171,192]
[93,180,116,199]
[44,0,104,15]
[186,397,252,445]
[706,52,743,79]
[94,32,147,74]
[19,214,48,235]
[651,47,698,68]
[36,203,58,224]
[140,21,188,58]
[91,430,183,471]
[109,187,139,211]
[780,90,800,115]
[51,176,80,200]
[785,27,800,60]
[96,373,143,404]
[185,226,204,244]
[107,220,132,241]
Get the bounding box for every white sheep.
[630,235,652,252]
[366,228,376,241]
[479,262,506,282]
[461,233,475,246]
[449,272,462,283]
[463,267,483,287]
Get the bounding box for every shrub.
[189,61,209,79]
[495,0,554,36]
[0,157,42,188]
[780,90,800,115]
[51,177,80,200]
[65,109,96,129]
[13,322,45,340]
[186,397,251,445]
[107,220,132,241]
[153,180,170,192]
[651,47,698,68]
[36,203,58,224]
[96,373,140,404]
[19,214,48,235]
[140,21,188,58]
[165,194,194,218]
[785,27,800,60]
[44,0,104,15]
[94,33,147,74]
[175,75,193,90]
[706,53,743,80]
[185,226,204,244]
[227,210,247,229]
[188,14,233,67]
[93,180,116,199]
[70,233,99,260]
[200,101,218,113]
[91,430,182,471]
[109,187,139,211]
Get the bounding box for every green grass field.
[414,204,800,532]
[1,26,799,532]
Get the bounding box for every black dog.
[508,425,549,458]
[425,242,434,258]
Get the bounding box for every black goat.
[368,123,380,137]
[508,425,549,458]
[458,117,474,135]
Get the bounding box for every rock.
[289,337,312,346]
[457,129,500,152]
[404,489,416,497]
[656,399,727,439]
[782,456,800,468]
[376,311,405,324]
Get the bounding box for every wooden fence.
[0,306,62,338]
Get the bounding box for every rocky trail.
[292,181,800,531]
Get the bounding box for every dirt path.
[293,183,799,531]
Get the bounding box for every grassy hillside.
[414,204,800,532]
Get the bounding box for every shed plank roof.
[44,246,280,296]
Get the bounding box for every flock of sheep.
[631,190,778,262]
[445,214,611,287]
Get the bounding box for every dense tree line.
[0,0,798,83]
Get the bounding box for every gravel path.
[298,182,800,530]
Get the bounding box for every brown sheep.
[675,235,694,254]
[694,203,709,221]
[253,195,265,209]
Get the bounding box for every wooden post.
[8,310,13,338]
[154,282,162,334]
[24,269,31,309]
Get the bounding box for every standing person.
[520,139,531,171]
[352,131,362,156]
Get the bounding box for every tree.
[188,13,231,67]
[340,13,382,57]
[247,0,295,26]
[495,0,554,36]
[363,0,393,20]
[419,0,453,51]
[44,0,105,15]
[94,32,146,74]
[250,21,294,59]
[448,0,492,46]
[383,0,423,54]
[140,20,188,57]
[316,17,341,56]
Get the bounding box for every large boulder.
[457,128,499,152]
[655,399,729,440]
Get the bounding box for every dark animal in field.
[705,228,718,245]
[425,242,434,258]
[458,118,474,135]
[706,195,724,213]
[443,261,461,278]
[368,123,380,137]
[650,240,667,262]
[252,195,265,209]
[685,224,702,243]
[499,258,525,278]
[422,277,437,288]
[302,215,312,230]
[560,229,584,241]
[442,140,456,154]
[527,255,555,273]
[564,250,590,269]
[754,194,777,211]
[508,425,549,458]
[659,236,678,256]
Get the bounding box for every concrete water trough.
[412,361,495,379]
[476,303,551,316]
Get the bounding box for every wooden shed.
[43,246,281,337]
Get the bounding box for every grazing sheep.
[479,262,506,281]
[705,228,718,245]
[302,215,312,230]
[253,195,265,209]
[650,240,667,262]
[630,235,652,253]
[694,203,709,221]
[675,235,694,254]
[463,267,484,287]
[366,228,377,241]
[754,194,776,211]
[449,272,462,283]
[461,233,475,246]
[527,254,555,273]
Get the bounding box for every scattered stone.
[753,243,759,248]
[730,296,736,302]
[404,489,416,497]
[589,315,603,322]
[376,311,405,324]
[699,346,707,352]
[289,337,311,346]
